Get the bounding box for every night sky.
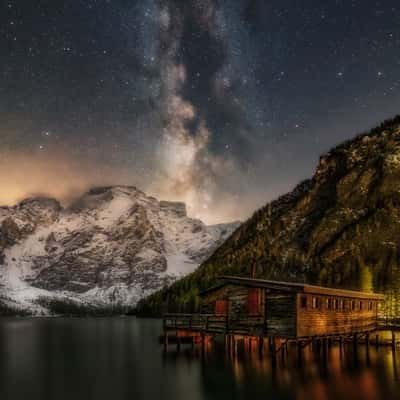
[1,0,400,223]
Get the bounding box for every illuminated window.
[368,301,373,311]
[334,299,339,310]
[312,297,319,309]
[326,298,332,309]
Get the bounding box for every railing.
[377,317,400,331]
[163,313,264,334]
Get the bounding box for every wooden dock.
[160,275,394,359]
[161,313,400,357]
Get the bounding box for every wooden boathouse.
[162,275,389,354]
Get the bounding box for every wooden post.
[163,332,168,352]
[365,333,370,352]
[392,331,396,352]
[375,334,379,349]
[177,332,181,352]
[271,337,277,367]
[297,340,302,366]
[315,338,321,354]
[322,338,327,361]
[258,336,264,357]
[268,336,273,353]
[353,333,357,350]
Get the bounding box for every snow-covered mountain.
[0,186,239,315]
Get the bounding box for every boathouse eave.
[217,275,385,300]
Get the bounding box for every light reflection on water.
[0,318,399,400]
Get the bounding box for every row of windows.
[300,296,375,312]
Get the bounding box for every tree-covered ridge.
[136,115,400,317]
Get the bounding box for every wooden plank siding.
[265,293,297,338]
[201,284,265,318]
[166,276,385,339]
[296,293,379,337]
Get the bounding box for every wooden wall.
[201,285,265,317]
[296,293,378,337]
[265,293,297,338]
[201,284,379,338]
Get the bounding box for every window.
[312,297,319,309]
[359,301,363,311]
[339,299,343,310]
[368,301,373,311]
[334,299,339,310]
[326,298,332,310]
[301,296,307,308]
[351,300,356,311]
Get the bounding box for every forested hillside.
[137,116,400,317]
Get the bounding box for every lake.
[0,317,399,400]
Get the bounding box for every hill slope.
[137,116,400,317]
[0,186,239,315]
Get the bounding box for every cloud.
[0,146,133,207]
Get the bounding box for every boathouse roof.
[200,275,385,300]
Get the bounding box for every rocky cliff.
[0,186,239,315]
[137,116,400,317]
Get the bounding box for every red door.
[215,300,228,315]
[247,289,260,314]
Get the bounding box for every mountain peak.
[0,183,239,315]
[18,197,62,211]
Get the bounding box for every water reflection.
[163,334,400,400]
[0,318,399,400]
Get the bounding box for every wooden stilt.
[176,333,181,352]
[297,340,302,366]
[375,334,379,349]
[164,332,168,352]
[201,332,205,355]
[271,337,277,366]
[353,333,357,350]
[322,338,327,361]
[258,336,264,357]
[392,331,396,352]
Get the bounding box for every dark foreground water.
[0,318,399,400]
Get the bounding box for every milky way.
[1,1,400,223]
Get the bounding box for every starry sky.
[1,0,400,224]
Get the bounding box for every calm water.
[0,318,399,400]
